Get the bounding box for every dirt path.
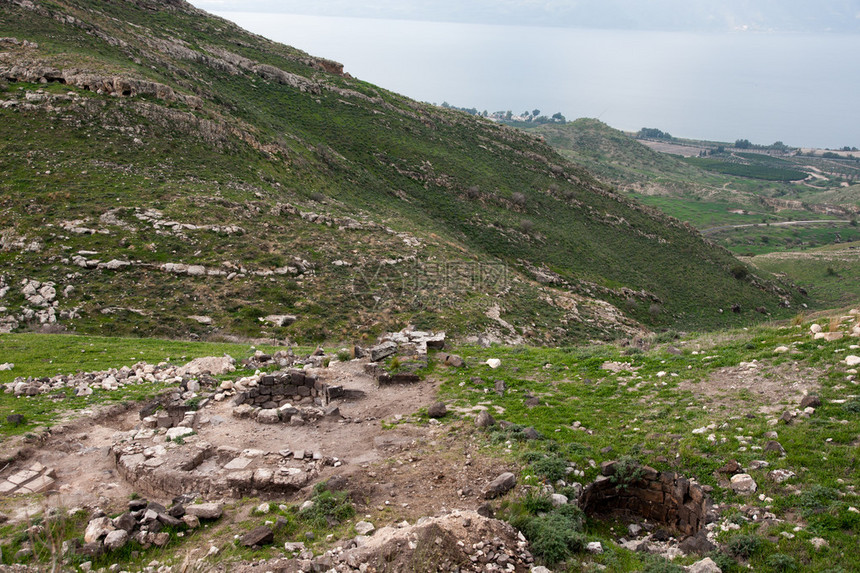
[701,219,851,235]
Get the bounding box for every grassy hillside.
[748,241,860,309]
[0,0,801,343]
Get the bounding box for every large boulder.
[240,525,274,547]
[177,355,235,376]
[84,516,115,544]
[427,402,447,418]
[103,530,129,551]
[184,503,223,520]
[483,472,516,499]
[730,473,757,495]
[475,410,496,428]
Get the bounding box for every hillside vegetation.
[0,0,800,344]
[529,119,860,231]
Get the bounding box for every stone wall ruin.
[579,461,715,537]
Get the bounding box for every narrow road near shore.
[702,219,852,235]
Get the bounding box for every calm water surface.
[215,12,859,148]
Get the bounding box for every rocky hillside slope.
[0,0,801,344]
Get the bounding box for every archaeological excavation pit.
[579,460,715,538]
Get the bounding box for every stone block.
[226,470,254,489]
[370,341,398,362]
[0,481,18,494]
[253,468,274,487]
[20,474,55,494]
[289,371,306,386]
[637,487,664,504]
[241,525,274,547]
[223,457,253,470]
[184,503,223,520]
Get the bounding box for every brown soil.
[1,359,512,526]
[678,360,822,414]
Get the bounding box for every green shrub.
[726,534,762,559]
[843,398,860,414]
[506,496,585,566]
[299,482,355,528]
[530,454,568,483]
[642,558,686,573]
[766,553,799,572]
[707,551,739,573]
[610,455,644,490]
[523,512,586,565]
[522,491,553,514]
[730,264,749,280]
[799,485,841,516]
[336,349,352,362]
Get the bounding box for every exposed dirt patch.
[679,360,822,414]
[0,359,511,527]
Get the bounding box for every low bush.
[726,534,762,559]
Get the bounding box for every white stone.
[769,469,796,483]
[586,541,603,554]
[810,323,823,334]
[84,516,115,544]
[354,521,375,536]
[550,493,568,507]
[486,359,501,369]
[102,259,131,270]
[686,557,721,573]
[845,355,860,367]
[165,426,194,441]
[103,529,129,551]
[730,473,757,495]
[0,363,13,371]
[262,314,297,327]
[774,346,789,353]
[223,457,253,470]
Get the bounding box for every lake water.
[213,12,859,149]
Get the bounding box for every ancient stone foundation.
[233,370,337,407]
[579,461,714,537]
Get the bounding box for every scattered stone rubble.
[360,328,450,385]
[249,510,534,573]
[807,309,860,342]
[4,355,232,398]
[77,497,222,558]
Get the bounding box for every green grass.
[749,241,860,308]
[0,1,804,346]
[524,120,860,259]
[0,333,289,437]
[425,316,860,571]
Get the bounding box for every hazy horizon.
[190,0,860,34]
[191,8,859,149]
